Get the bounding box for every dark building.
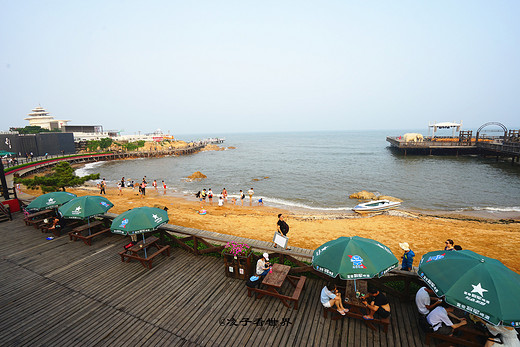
[0,132,75,157]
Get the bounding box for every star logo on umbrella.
[75,206,81,212]
[152,214,163,223]
[471,283,488,297]
[47,198,55,205]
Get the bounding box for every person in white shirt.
[320,283,348,315]
[256,253,271,277]
[426,304,467,335]
[415,286,441,316]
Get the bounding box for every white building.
[24,106,70,130]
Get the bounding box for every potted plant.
[222,242,252,279]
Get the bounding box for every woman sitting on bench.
[320,283,349,315]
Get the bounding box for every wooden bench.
[323,303,390,333]
[118,236,171,269]
[24,210,53,227]
[247,275,307,310]
[69,227,111,246]
[41,220,82,237]
[425,326,487,347]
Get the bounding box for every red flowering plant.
[222,241,252,257]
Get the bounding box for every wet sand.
[23,184,520,274]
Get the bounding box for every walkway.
[0,214,433,347]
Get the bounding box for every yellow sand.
[25,185,518,274]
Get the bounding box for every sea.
[75,130,520,217]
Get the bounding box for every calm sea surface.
[76,131,520,214]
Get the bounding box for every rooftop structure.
[428,121,462,138]
[23,105,70,130]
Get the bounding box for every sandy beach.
[19,182,520,274]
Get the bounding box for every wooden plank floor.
[0,214,435,347]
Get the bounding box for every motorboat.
[352,199,401,214]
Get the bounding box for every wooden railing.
[100,212,424,301]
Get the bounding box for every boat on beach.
[352,199,401,214]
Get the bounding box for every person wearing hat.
[399,242,415,271]
[256,252,272,277]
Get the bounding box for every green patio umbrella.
[419,250,520,326]
[59,195,113,235]
[26,191,77,211]
[111,206,169,257]
[312,236,399,291]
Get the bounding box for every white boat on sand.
[352,199,402,214]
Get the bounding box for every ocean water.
[76,131,520,214]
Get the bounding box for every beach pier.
[387,122,520,163]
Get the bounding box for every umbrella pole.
[143,233,147,258]
[88,218,91,236]
[354,279,357,293]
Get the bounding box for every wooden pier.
[386,133,520,163]
[0,213,439,347]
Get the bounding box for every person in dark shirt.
[275,214,291,249]
[362,288,391,320]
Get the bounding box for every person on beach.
[444,239,455,251]
[162,180,167,194]
[140,180,146,199]
[99,178,106,195]
[231,197,236,205]
[248,188,254,205]
[117,181,123,196]
[256,253,272,277]
[275,214,290,250]
[129,180,134,188]
[218,195,224,206]
[399,242,415,271]
[208,189,213,205]
[239,190,245,205]
[153,180,158,191]
[258,198,263,206]
[222,188,228,202]
[320,283,348,315]
[201,189,207,202]
[121,177,125,188]
[426,303,467,336]
[362,288,391,320]
[415,286,441,316]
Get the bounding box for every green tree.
[99,137,113,149]
[15,162,100,193]
[13,125,60,134]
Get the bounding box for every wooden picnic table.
[24,209,54,228]
[68,220,110,246]
[322,280,391,333]
[247,263,306,309]
[118,236,171,269]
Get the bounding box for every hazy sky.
[1,1,519,135]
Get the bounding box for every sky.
[1,1,519,135]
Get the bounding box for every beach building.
[24,105,70,131]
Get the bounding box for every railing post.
[193,236,199,255]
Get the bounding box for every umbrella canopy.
[111,207,169,235]
[26,192,77,211]
[58,195,113,219]
[312,236,399,280]
[419,250,520,326]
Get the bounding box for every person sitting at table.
[362,288,391,320]
[48,216,61,230]
[426,303,467,336]
[320,283,348,315]
[415,286,442,316]
[256,253,272,277]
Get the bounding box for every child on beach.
[153,180,158,191]
[222,188,228,202]
[218,195,224,206]
[117,181,123,196]
[240,190,245,205]
[162,180,166,194]
[208,189,213,204]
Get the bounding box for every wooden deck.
[0,214,435,347]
